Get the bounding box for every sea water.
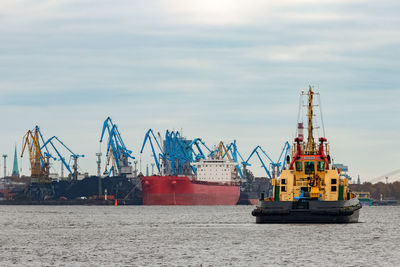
[0,205,399,266]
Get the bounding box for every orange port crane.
[216,141,232,160]
[21,126,50,183]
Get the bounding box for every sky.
[0,0,399,182]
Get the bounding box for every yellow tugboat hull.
[252,197,361,223]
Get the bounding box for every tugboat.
[252,87,361,223]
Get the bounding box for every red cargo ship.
[141,157,240,205]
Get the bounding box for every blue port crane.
[244,142,291,178]
[40,136,84,180]
[171,131,195,173]
[188,138,215,161]
[141,129,201,175]
[140,129,165,174]
[224,140,246,178]
[161,130,194,175]
[244,146,273,178]
[100,117,135,176]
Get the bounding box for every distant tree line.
[350,181,400,200]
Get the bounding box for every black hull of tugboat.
[252,197,361,224]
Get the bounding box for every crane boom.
[244,142,291,178]
[40,135,84,177]
[140,129,164,174]
[188,138,217,162]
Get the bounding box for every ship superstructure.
[275,88,347,201]
[192,141,240,185]
[193,158,239,184]
[252,86,361,223]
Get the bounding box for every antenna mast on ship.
[306,86,317,155]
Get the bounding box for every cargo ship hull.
[238,191,260,205]
[142,176,240,205]
[238,178,271,205]
[252,197,361,223]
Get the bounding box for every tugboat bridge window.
[304,161,315,175]
[295,161,303,171]
[317,161,325,171]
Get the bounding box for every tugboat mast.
[306,86,317,155]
